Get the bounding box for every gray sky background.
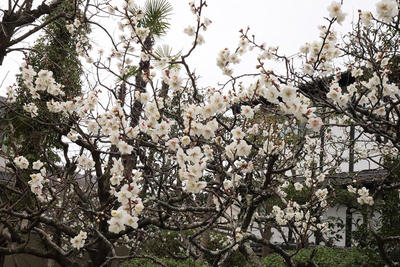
[0,0,378,93]
[161,0,377,86]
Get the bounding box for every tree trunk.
[240,242,263,267]
[261,225,273,257]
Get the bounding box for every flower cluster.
[272,203,329,234]
[299,27,339,75]
[66,17,92,63]
[24,67,64,98]
[376,0,398,22]
[108,160,143,233]
[23,103,39,117]
[28,171,47,201]
[327,1,346,24]
[77,155,95,170]
[70,231,87,250]
[348,186,374,206]
[13,156,29,169]
[13,157,47,201]
[177,146,208,193]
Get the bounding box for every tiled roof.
[295,169,389,186]
[328,169,389,184]
[0,170,12,183]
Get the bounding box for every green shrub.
[136,229,248,267]
[140,229,183,258]
[262,246,382,267]
[204,232,248,267]
[121,257,208,267]
[122,246,383,267]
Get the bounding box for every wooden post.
[345,125,355,248]
[349,125,355,173]
[345,207,353,247]
[315,124,325,245]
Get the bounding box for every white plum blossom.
[117,141,134,155]
[77,155,95,170]
[28,173,47,200]
[185,180,207,193]
[166,138,180,151]
[360,11,373,26]
[294,182,303,191]
[327,1,347,25]
[23,103,39,117]
[241,105,254,119]
[67,130,79,142]
[315,188,328,200]
[306,117,323,132]
[316,174,325,183]
[183,26,196,36]
[87,120,99,133]
[351,68,363,78]
[302,63,314,75]
[231,127,245,140]
[223,179,233,190]
[21,63,36,81]
[14,156,29,169]
[166,71,183,91]
[135,202,144,213]
[32,160,44,170]
[376,0,398,22]
[181,136,191,146]
[280,85,297,101]
[225,140,252,160]
[135,27,150,40]
[357,187,375,205]
[70,231,87,250]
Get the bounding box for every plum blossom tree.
[0,0,400,266]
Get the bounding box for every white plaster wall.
[255,205,379,247]
[0,156,6,171]
[328,125,379,172]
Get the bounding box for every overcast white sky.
[161,0,377,85]
[0,0,378,93]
